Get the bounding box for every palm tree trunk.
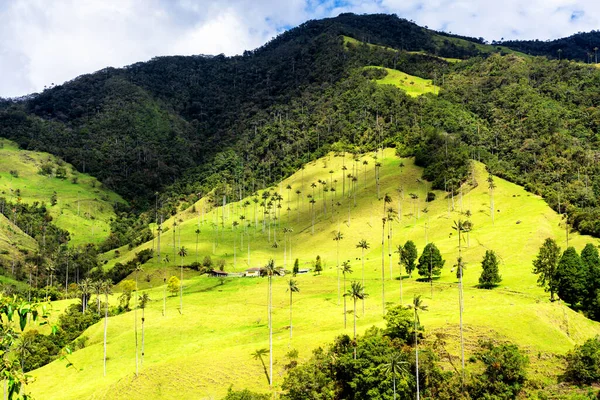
[337,242,340,306]
[289,291,293,341]
[269,275,273,386]
[179,260,183,315]
[104,293,108,377]
[353,297,357,360]
[381,221,386,315]
[415,310,420,400]
[361,250,365,316]
[135,300,138,376]
[343,275,347,329]
[141,307,145,366]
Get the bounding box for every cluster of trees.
[533,239,600,320]
[279,302,529,400]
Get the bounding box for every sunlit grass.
[29,149,600,399]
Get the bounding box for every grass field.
[0,138,124,253]
[28,149,600,399]
[365,66,440,96]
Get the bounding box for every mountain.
[1,13,600,240]
[501,30,600,61]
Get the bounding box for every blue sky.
[0,0,599,98]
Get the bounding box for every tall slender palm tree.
[194,228,201,262]
[178,246,187,314]
[333,231,344,305]
[409,295,428,400]
[487,174,496,225]
[139,293,150,366]
[342,261,352,328]
[395,244,404,305]
[78,278,93,314]
[162,254,169,316]
[133,263,143,375]
[356,239,370,316]
[454,256,466,384]
[345,281,367,359]
[265,259,278,386]
[381,194,392,314]
[382,352,409,400]
[287,279,299,341]
[101,280,113,377]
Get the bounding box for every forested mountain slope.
[1,13,600,241]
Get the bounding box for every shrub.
[383,305,415,344]
[471,341,529,399]
[564,336,600,384]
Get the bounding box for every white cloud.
[0,0,599,98]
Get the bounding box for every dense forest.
[2,12,600,241]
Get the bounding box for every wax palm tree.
[409,295,428,400]
[162,254,169,316]
[133,264,142,376]
[101,279,113,377]
[139,293,150,366]
[454,256,466,383]
[382,352,409,400]
[345,281,367,359]
[381,194,392,313]
[287,279,299,341]
[356,239,370,315]
[333,231,344,305]
[342,261,352,329]
[363,159,368,189]
[194,228,201,262]
[487,174,496,225]
[395,244,404,305]
[177,246,187,314]
[251,348,270,385]
[265,259,279,386]
[78,278,93,314]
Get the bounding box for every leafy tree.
[118,279,136,311]
[314,255,322,275]
[167,276,180,296]
[472,342,529,399]
[555,247,585,306]
[417,243,445,298]
[401,240,418,277]
[383,305,414,343]
[223,387,270,400]
[564,336,600,384]
[580,243,600,318]
[282,347,336,400]
[479,250,502,288]
[532,238,561,301]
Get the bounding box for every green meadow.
[27,149,600,399]
[0,138,124,251]
[365,66,440,96]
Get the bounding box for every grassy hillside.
[27,149,600,399]
[0,138,124,248]
[365,66,440,96]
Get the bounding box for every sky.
[0,0,599,98]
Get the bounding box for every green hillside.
[28,150,600,399]
[365,66,440,96]
[0,138,124,252]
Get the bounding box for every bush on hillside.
[564,336,600,385]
